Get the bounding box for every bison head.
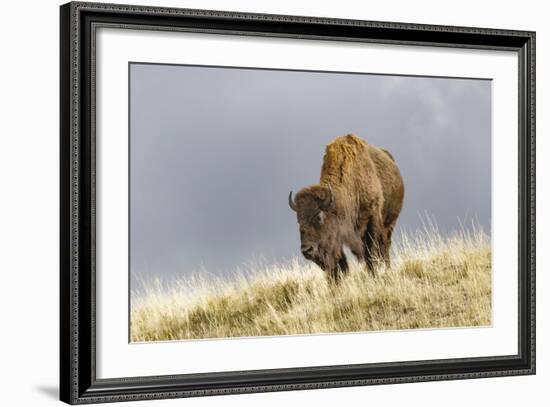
[288,184,337,268]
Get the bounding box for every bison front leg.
[337,251,349,276]
[326,250,349,285]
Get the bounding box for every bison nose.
[301,245,314,257]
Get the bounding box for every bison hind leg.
[382,220,397,268]
[363,221,390,276]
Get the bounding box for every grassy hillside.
[130,224,491,342]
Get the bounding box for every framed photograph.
[60,1,536,404]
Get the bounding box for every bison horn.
[288,191,297,212]
[326,184,335,209]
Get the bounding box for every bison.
[288,134,404,283]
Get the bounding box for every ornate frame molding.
[60,2,535,404]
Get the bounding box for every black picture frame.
[60,1,536,404]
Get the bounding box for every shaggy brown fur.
[289,134,404,282]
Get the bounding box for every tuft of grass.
[130,224,491,342]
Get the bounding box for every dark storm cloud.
[130,64,491,286]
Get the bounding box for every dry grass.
[130,223,491,342]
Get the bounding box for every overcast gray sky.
[130,63,491,289]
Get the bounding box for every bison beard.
[289,134,404,283]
